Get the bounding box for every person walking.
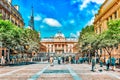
[75,56,79,64]
[58,56,61,64]
[111,57,116,71]
[69,56,71,64]
[62,56,65,64]
[50,56,54,66]
[99,57,103,72]
[91,56,96,72]
[66,56,69,64]
[106,58,110,71]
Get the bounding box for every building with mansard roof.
[94,0,120,61]
[0,0,24,27]
[40,32,79,56]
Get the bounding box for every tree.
[0,19,40,54]
[79,25,97,57]
[107,19,120,43]
[97,19,120,61]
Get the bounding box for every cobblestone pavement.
[0,63,120,80]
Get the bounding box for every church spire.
[28,6,35,30]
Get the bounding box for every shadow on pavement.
[0,62,36,67]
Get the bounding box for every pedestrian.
[50,56,54,66]
[58,56,61,64]
[66,56,69,64]
[91,56,96,72]
[62,56,65,64]
[106,57,110,71]
[75,56,79,64]
[69,56,71,64]
[71,57,74,64]
[111,57,116,71]
[78,57,81,64]
[99,57,103,72]
[48,57,50,62]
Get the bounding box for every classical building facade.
[0,0,24,27]
[94,0,120,34]
[94,0,120,59]
[40,32,78,56]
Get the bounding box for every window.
[62,44,64,48]
[0,9,2,13]
[110,15,112,20]
[96,28,98,34]
[114,11,117,19]
[51,45,53,48]
[99,27,101,33]
[55,44,57,47]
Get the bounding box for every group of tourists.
[49,56,92,65]
[91,56,117,72]
[49,56,79,65]
[49,55,118,72]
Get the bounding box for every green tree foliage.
[79,19,120,59]
[107,19,120,43]
[0,19,40,53]
[79,25,97,52]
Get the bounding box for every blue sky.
[12,0,105,38]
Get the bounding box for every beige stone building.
[0,0,24,63]
[94,0,120,60]
[0,0,24,27]
[40,32,78,56]
[94,0,120,34]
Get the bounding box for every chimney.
[14,5,19,11]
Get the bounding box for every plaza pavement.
[0,62,120,80]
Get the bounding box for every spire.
[28,6,35,30]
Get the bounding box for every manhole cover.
[43,70,70,73]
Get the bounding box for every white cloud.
[91,9,98,15]
[77,31,80,37]
[70,20,75,24]
[34,14,42,21]
[80,0,90,10]
[91,0,105,4]
[40,25,44,28]
[71,0,81,5]
[70,31,80,38]
[28,14,42,21]
[70,33,77,38]
[87,16,95,25]
[80,0,105,10]
[43,18,62,27]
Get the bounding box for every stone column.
[71,45,73,53]
[118,8,120,18]
[53,44,55,53]
[64,44,66,53]
[112,14,115,20]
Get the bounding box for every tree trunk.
[105,47,113,64]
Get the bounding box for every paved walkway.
[0,63,120,80]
